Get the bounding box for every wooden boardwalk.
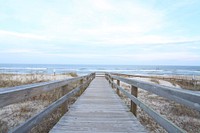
[50,76,147,133]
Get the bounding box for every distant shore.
[1,64,200,76]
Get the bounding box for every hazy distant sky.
[0,0,200,65]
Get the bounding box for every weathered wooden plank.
[51,131,146,133]
[109,74,200,112]
[0,74,94,108]
[51,121,145,132]
[50,77,147,133]
[9,77,94,133]
[107,75,186,133]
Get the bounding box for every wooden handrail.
[10,75,94,133]
[108,74,200,111]
[0,73,95,133]
[105,73,200,133]
[0,73,95,108]
[110,72,200,82]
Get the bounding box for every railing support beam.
[117,80,120,95]
[111,78,114,88]
[61,85,68,115]
[131,85,138,116]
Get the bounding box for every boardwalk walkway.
[50,76,147,133]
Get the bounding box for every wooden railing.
[110,72,200,83]
[105,73,200,133]
[0,73,95,133]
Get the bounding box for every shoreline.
[1,64,200,76]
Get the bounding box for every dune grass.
[0,73,81,133]
[61,72,78,77]
[150,78,160,84]
[0,74,48,88]
[114,80,200,133]
[164,78,200,91]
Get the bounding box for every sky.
[0,0,200,65]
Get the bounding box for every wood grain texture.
[50,77,147,133]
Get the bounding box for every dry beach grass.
[0,73,79,133]
[116,77,200,133]
[0,72,77,88]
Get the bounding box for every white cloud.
[0,30,48,40]
[118,52,200,61]
[2,0,199,45]
[0,0,200,65]
[1,48,43,54]
[18,0,166,45]
[89,0,115,11]
[8,51,198,62]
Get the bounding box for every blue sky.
[0,0,200,65]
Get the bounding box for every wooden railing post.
[80,79,84,94]
[62,85,68,115]
[131,85,138,116]
[108,75,110,83]
[111,78,114,88]
[117,80,120,95]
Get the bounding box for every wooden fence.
[106,73,200,133]
[0,73,95,133]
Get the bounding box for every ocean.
[0,64,200,76]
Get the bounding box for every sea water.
[0,64,200,76]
